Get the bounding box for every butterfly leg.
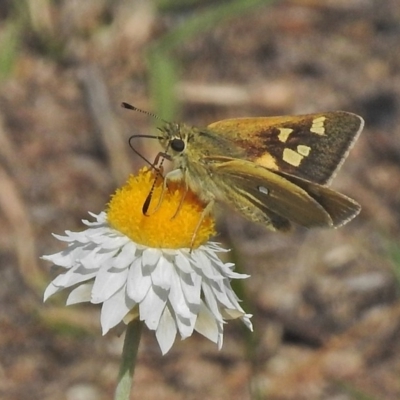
[144,168,185,216]
[190,199,215,251]
[161,169,189,220]
[142,152,173,215]
[171,183,188,219]
[153,151,172,169]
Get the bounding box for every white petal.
[168,268,191,320]
[101,288,136,334]
[222,308,245,320]
[47,267,97,292]
[91,264,129,303]
[174,252,192,274]
[201,281,223,322]
[126,258,151,303]
[168,269,194,338]
[139,285,168,330]
[217,259,249,279]
[85,211,107,224]
[194,300,221,344]
[96,235,130,249]
[155,305,177,355]
[206,279,233,309]
[42,244,91,268]
[79,249,103,269]
[141,248,162,267]
[242,314,254,331]
[67,283,93,304]
[151,256,173,290]
[81,248,119,270]
[111,241,137,269]
[192,251,222,280]
[178,268,201,307]
[44,282,63,301]
[224,283,246,310]
[52,232,81,243]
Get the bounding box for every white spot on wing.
[297,145,311,156]
[283,148,303,166]
[310,116,326,135]
[278,128,293,143]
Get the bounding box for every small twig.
[0,166,44,290]
[79,65,132,185]
[176,81,294,110]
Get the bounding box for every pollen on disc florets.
[106,168,216,249]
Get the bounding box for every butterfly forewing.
[208,111,364,184]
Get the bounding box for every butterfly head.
[158,122,195,159]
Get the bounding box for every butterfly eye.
[171,138,185,152]
[258,186,269,195]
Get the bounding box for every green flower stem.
[114,319,143,400]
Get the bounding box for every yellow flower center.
[106,168,216,249]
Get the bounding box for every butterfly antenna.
[121,102,165,122]
[122,102,172,214]
[123,102,168,169]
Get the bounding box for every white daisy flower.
[43,168,252,355]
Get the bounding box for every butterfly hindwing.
[208,158,337,230]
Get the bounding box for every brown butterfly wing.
[275,171,361,227]
[206,158,336,230]
[207,112,364,185]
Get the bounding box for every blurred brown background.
[1,1,400,399]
